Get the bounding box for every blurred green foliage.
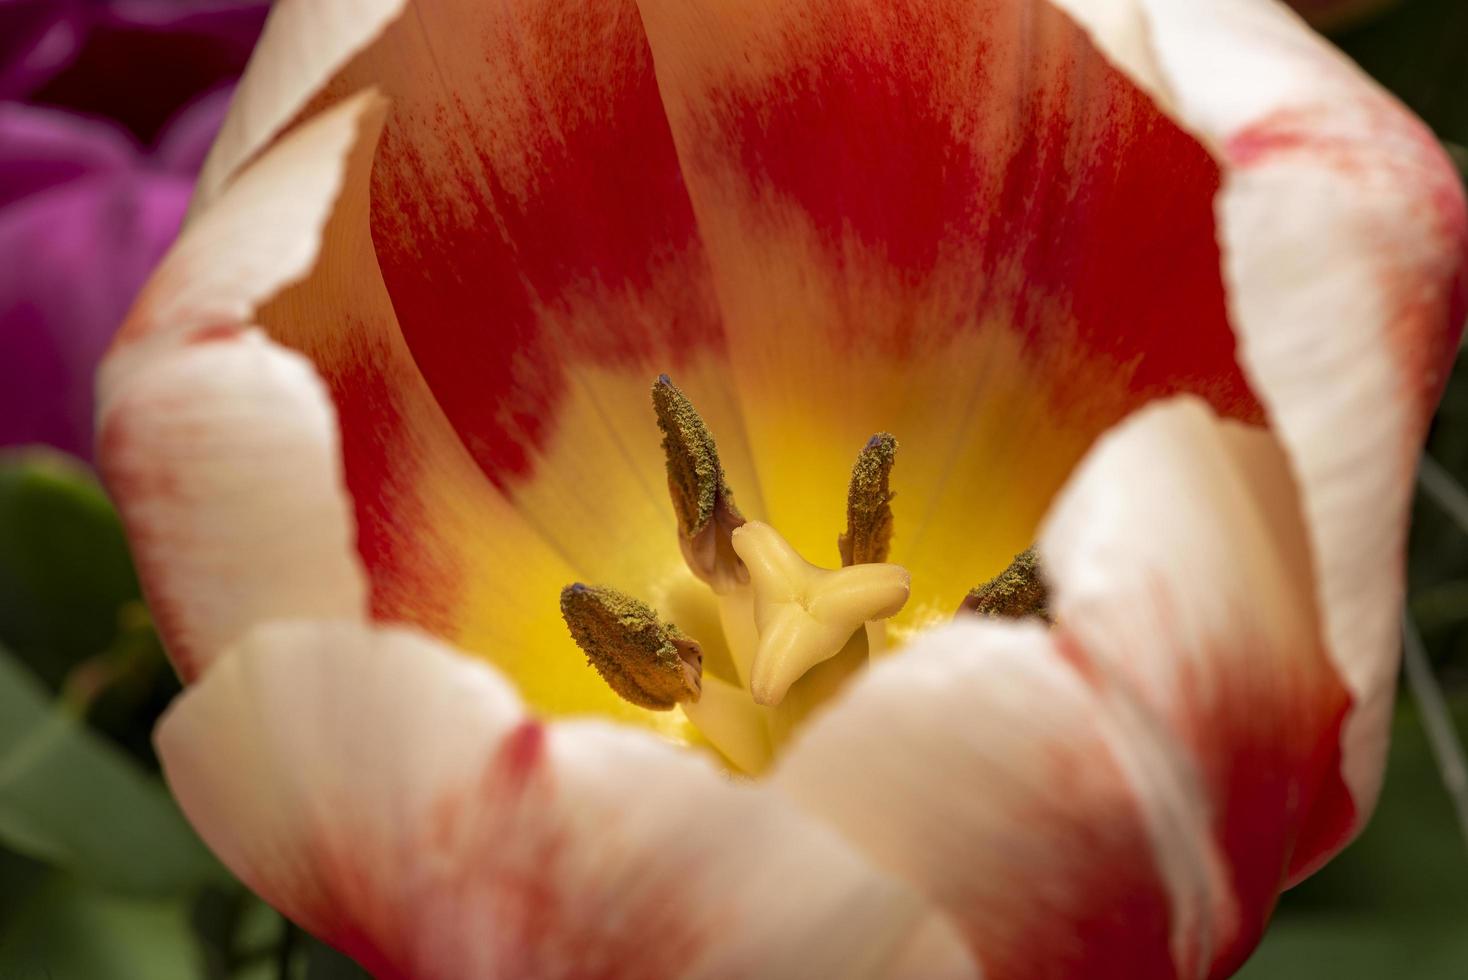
[1,2,1467,977]
[0,453,367,978]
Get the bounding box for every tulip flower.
[99,0,1467,976]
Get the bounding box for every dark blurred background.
[0,0,1465,977]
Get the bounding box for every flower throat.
[558,376,1046,771]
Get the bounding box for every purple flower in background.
[0,0,268,459]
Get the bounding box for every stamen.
[652,376,747,591]
[559,584,703,711]
[957,547,1052,622]
[732,521,909,707]
[839,433,897,566]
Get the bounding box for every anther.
[957,547,1052,622]
[839,432,897,566]
[733,521,910,706]
[652,376,747,591]
[559,584,703,711]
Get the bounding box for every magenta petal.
[0,0,86,99]
[31,0,268,143]
[0,102,137,208]
[0,171,190,458]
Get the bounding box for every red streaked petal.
[1041,396,1349,974]
[332,0,752,585]
[777,620,1213,980]
[780,398,1350,978]
[97,94,385,680]
[248,49,691,730]
[156,620,974,980]
[98,333,367,682]
[105,91,386,359]
[112,72,675,727]
[1058,0,1468,861]
[632,0,1262,602]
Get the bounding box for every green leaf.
[0,647,223,896]
[0,450,141,689]
[1238,913,1468,979]
[0,873,201,980]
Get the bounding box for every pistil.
[734,521,909,706]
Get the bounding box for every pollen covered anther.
[652,375,747,591]
[732,521,910,707]
[839,432,897,566]
[958,547,1052,623]
[559,584,703,711]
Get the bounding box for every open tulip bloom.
[96,0,1466,976]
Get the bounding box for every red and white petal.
[1041,396,1349,971]
[1053,0,1468,851]
[201,0,754,600]
[778,398,1348,978]
[239,17,697,733]
[97,94,385,680]
[118,19,700,730]
[157,620,974,980]
[332,0,748,588]
[103,91,387,368]
[193,0,404,209]
[98,333,367,682]
[632,0,1260,609]
[777,620,1215,980]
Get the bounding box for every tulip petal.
[199,0,746,599]
[97,94,386,680]
[777,620,1208,980]
[103,91,384,360]
[156,620,974,980]
[193,0,405,209]
[252,67,698,732]
[1040,397,1349,972]
[632,0,1263,615]
[97,334,368,683]
[191,0,762,727]
[778,397,1349,978]
[330,0,753,590]
[1052,0,1468,866]
[28,0,267,146]
[0,169,188,459]
[111,78,686,729]
[0,102,135,207]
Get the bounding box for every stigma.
[733,521,908,705]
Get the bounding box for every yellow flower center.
[558,376,1045,773]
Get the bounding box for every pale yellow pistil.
[733,521,909,706]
